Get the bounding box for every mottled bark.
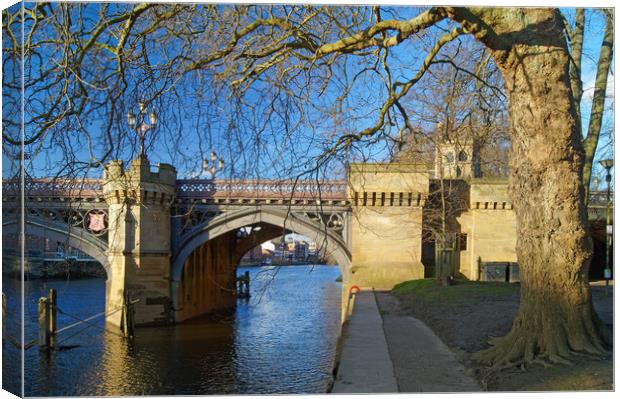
[448,8,609,367]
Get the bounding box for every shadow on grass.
[393,278,519,304]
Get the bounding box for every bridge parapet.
[589,191,612,207]
[2,178,104,201]
[175,179,349,202]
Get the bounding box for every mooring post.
[2,293,6,343]
[121,292,129,338]
[47,289,57,348]
[244,271,250,297]
[128,294,135,338]
[121,291,135,338]
[38,297,50,348]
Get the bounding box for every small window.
[458,150,468,161]
[456,166,462,177]
[445,152,454,163]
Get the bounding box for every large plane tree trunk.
[448,8,610,367]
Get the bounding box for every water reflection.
[3,265,341,395]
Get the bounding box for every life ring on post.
[349,285,361,296]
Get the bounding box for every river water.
[2,265,342,396]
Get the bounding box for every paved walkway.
[332,291,480,393]
[332,292,398,393]
[378,293,480,392]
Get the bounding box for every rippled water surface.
[2,265,342,396]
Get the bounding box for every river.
[2,265,342,396]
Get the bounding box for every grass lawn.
[383,278,613,391]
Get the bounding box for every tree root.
[567,349,609,360]
[474,329,606,373]
[548,354,573,367]
[531,358,553,368]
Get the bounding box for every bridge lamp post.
[127,100,158,161]
[203,150,225,179]
[599,159,613,289]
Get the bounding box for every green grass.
[393,278,518,304]
[392,278,436,294]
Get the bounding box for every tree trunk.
[448,7,610,367]
[582,11,614,200]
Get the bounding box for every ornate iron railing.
[2,178,349,201]
[2,178,610,205]
[175,179,348,200]
[2,178,103,198]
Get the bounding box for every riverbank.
[386,279,613,391]
[332,281,613,393]
[2,256,106,279]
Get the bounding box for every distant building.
[294,241,308,260]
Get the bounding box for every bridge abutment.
[104,158,177,327]
[348,164,428,289]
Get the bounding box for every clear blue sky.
[1,4,614,188]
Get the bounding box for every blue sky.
[1,3,614,188]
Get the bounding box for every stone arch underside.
[171,207,351,282]
[3,217,110,277]
[170,207,351,322]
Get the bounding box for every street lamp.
[599,159,613,288]
[127,99,158,161]
[202,150,225,178]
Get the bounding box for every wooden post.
[121,292,129,337]
[122,291,135,338]
[38,297,50,348]
[2,293,6,342]
[47,289,57,348]
[244,271,250,298]
[128,295,135,338]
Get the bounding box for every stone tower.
[103,158,176,327]
[435,137,481,179]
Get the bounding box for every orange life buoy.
[349,285,361,295]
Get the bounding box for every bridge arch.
[2,217,110,277]
[172,207,351,281]
[171,206,351,320]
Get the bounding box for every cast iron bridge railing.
[175,179,349,202]
[1,178,611,206]
[2,178,350,203]
[2,178,613,208]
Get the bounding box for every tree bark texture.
[448,7,609,366]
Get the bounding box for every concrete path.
[377,293,480,392]
[332,291,480,393]
[332,292,398,393]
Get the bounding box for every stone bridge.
[2,158,611,327]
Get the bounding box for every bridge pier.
[104,158,177,327]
